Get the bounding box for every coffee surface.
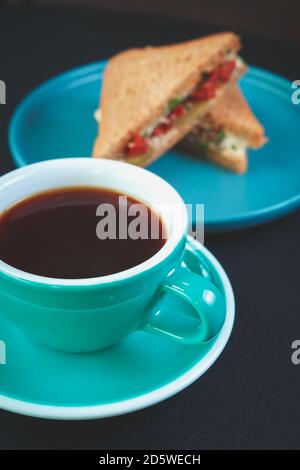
[0,187,166,279]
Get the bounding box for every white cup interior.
[0,158,188,285]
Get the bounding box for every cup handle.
[141,264,226,345]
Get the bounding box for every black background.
[1,5,300,450]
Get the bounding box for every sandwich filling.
[187,125,248,159]
[121,55,242,165]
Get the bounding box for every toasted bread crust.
[93,32,241,159]
[201,83,266,148]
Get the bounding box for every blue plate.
[9,62,300,231]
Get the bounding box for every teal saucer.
[0,237,234,420]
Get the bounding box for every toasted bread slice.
[201,83,266,148]
[93,32,242,160]
[181,83,266,173]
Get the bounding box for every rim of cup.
[0,158,188,286]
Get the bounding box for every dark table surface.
[1,5,300,450]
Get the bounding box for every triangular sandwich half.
[181,83,266,173]
[92,32,246,166]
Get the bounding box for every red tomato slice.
[209,68,219,83]
[216,60,236,82]
[191,80,217,101]
[127,133,149,155]
[151,122,172,137]
[168,104,186,121]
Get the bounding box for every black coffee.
[0,187,167,279]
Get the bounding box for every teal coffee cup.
[0,158,225,353]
